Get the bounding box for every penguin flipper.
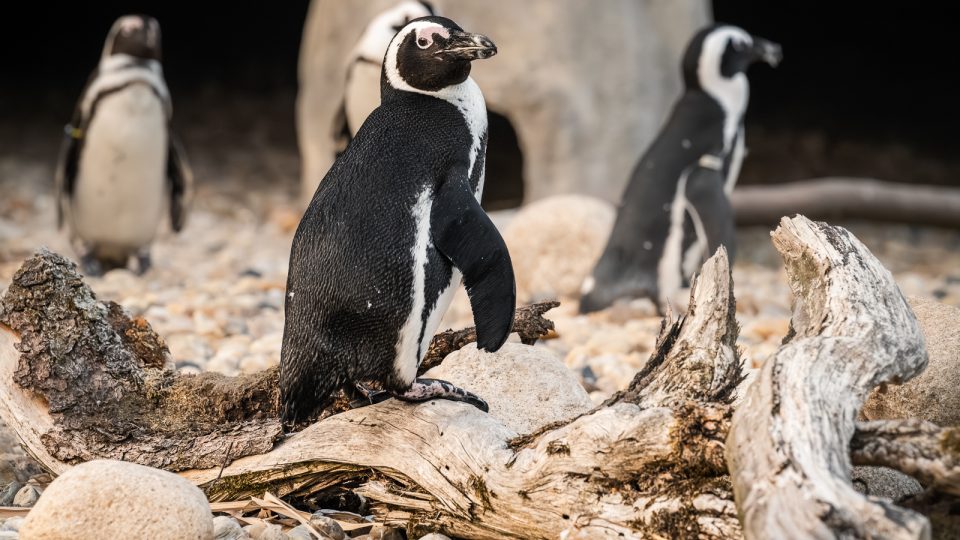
[684,166,736,264]
[431,174,516,352]
[167,134,193,232]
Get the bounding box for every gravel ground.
[2,154,960,482]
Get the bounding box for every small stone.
[1,516,23,531]
[12,485,40,507]
[424,343,593,434]
[418,534,452,540]
[307,514,346,540]
[502,194,615,302]
[0,531,19,539]
[285,524,313,540]
[18,459,213,540]
[213,515,250,539]
[863,296,960,426]
[0,482,23,506]
[852,466,923,502]
[368,525,403,540]
[244,522,286,540]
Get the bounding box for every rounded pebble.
[18,459,213,540]
[12,485,40,508]
[307,515,346,540]
[213,515,250,540]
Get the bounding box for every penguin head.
[682,25,781,93]
[383,16,497,94]
[352,1,437,63]
[102,15,162,62]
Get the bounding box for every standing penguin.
[579,25,781,313]
[281,17,514,423]
[56,14,192,276]
[332,1,436,154]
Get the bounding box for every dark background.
[1,2,957,187]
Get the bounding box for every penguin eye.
[417,37,431,49]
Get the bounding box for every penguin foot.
[392,378,489,413]
[135,251,152,275]
[79,253,104,277]
[348,382,392,409]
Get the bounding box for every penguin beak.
[436,30,497,61]
[752,38,782,67]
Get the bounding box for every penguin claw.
[392,378,489,413]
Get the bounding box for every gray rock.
[307,514,346,540]
[502,195,615,302]
[852,466,923,502]
[213,516,250,540]
[285,525,313,540]
[0,482,22,506]
[298,0,710,203]
[0,517,23,532]
[424,343,593,434]
[18,459,214,540]
[12,485,40,508]
[0,531,19,539]
[863,296,960,426]
[368,525,403,540]
[243,523,286,540]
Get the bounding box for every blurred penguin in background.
[56,14,192,276]
[580,24,781,313]
[332,1,436,154]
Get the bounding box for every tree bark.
[0,216,955,539]
[732,178,960,228]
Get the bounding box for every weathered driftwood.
[0,250,557,473]
[1,216,956,539]
[732,178,960,228]
[727,216,932,539]
[1,246,745,538]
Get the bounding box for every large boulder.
[298,0,711,203]
[424,343,592,434]
[862,296,960,426]
[502,195,615,302]
[19,460,214,540]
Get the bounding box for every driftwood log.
[0,216,957,539]
[732,178,960,228]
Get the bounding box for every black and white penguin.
[55,14,192,276]
[332,1,436,154]
[579,24,781,313]
[281,16,514,424]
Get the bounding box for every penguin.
[579,24,781,313]
[332,1,436,155]
[55,14,192,276]
[281,16,514,424]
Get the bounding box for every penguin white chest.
[73,83,168,249]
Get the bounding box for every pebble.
[418,535,452,540]
[213,515,251,539]
[12,485,40,507]
[243,522,286,540]
[0,531,19,539]
[0,517,23,532]
[285,525,313,540]
[308,514,347,540]
[368,525,404,540]
[0,482,22,506]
